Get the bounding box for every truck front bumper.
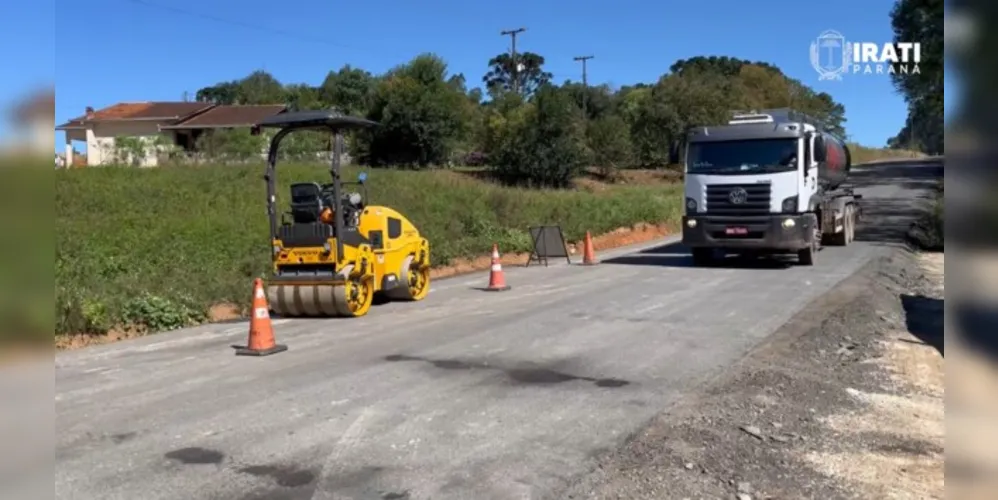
[681,214,817,252]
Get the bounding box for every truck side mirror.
[813,135,826,163]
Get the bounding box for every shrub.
[586,114,634,180]
[489,85,588,188]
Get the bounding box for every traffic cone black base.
[235,344,288,356]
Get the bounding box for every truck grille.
[705,183,772,216]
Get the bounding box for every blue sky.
[39,0,943,151]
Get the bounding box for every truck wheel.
[798,226,819,266]
[691,248,714,267]
[798,244,815,266]
[827,208,849,246]
[845,204,856,244]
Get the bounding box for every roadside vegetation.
[848,143,925,164]
[55,49,929,341]
[908,178,944,251]
[55,164,681,337]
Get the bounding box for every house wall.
[86,121,176,167]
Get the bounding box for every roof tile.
[56,101,213,129]
[165,105,287,129]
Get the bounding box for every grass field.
[55,164,683,336]
[54,145,926,339]
[848,144,925,164]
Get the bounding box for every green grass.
[0,157,53,346]
[848,143,926,164]
[56,163,682,336]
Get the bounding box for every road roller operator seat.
[288,182,327,224]
[277,182,335,247]
[282,181,365,245]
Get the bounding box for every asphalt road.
[53,160,942,500]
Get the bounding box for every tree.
[586,114,634,179]
[362,53,472,167]
[195,81,240,105]
[561,82,615,121]
[630,72,732,167]
[184,51,857,184]
[236,70,286,105]
[195,70,286,106]
[320,65,377,116]
[889,0,944,154]
[669,56,781,78]
[283,84,323,111]
[482,52,553,97]
[731,64,794,111]
[490,84,587,188]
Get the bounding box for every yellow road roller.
[255,110,431,318]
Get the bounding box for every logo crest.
[728,187,748,205]
[810,30,852,81]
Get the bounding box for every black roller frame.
[260,112,379,268]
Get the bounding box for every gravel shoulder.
[553,247,945,500]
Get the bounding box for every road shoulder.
[553,248,945,500]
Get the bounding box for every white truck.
[681,108,862,266]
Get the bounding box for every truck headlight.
[322,242,332,254]
[781,196,798,213]
[685,197,697,213]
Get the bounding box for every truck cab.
[681,108,858,266]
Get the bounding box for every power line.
[123,0,372,53]
[500,27,526,94]
[120,4,578,88]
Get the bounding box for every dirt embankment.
[554,249,945,500]
[428,221,676,280]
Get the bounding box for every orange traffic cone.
[484,243,511,291]
[234,278,288,356]
[581,231,599,265]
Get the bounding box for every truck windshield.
[687,138,799,175]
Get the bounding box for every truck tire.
[691,248,715,267]
[798,225,819,266]
[826,206,849,246]
[845,204,856,244]
[798,244,815,266]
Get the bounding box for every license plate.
[725,226,748,235]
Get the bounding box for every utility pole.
[501,27,526,94]
[573,55,594,117]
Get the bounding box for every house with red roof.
[56,101,287,166]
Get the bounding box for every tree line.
[887,0,944,155]
[195,53,855,188]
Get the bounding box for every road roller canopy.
[256,109,379,131]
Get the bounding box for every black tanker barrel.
[817,133,851,190]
